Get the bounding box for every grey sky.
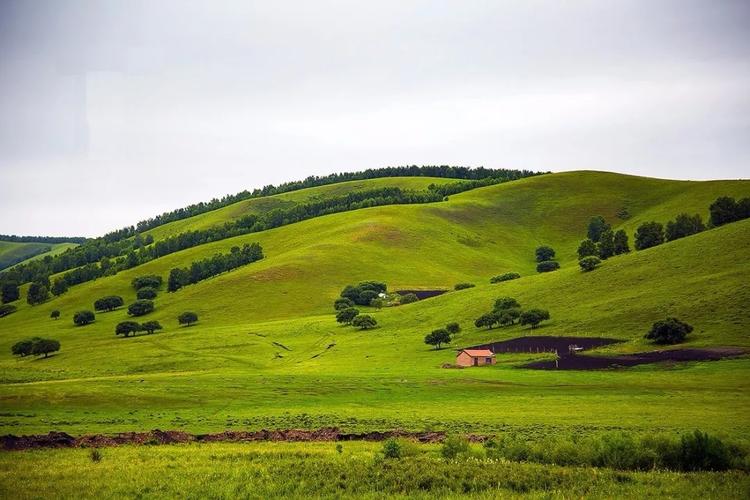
[1,0,748,237]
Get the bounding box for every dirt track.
[0,428,487,451]
[523,347,746,370]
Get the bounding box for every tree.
[73,310,95,326]
[0,304,17,318]
[597,229,615,259]
[520,309,550,329]
[577,239,597,259]
[51,278,68,296]
[535,246,555,262]
[709,196,739,227]
[27,282,49,305]
[336,307,359,325]
[94,296,124,312]
[178,311,199,326]
[115,321,142,338]
[536,260,560,273]
[475,312,500,329]
[579,256,601,271]
[141,320,163,334]
[490,272,520,283]
[30,338,60,358]
[339,281,388,306]
[370,298,385,310]
[634,222,665,250]
[613,230,630,255]
[136,287,158,300]
[167,268,188,292]
[334,297,355,311]
[666,213,705,241]
[50,310,60,320]
[645,317,693,345]
[399,293,419,304]
[358,290,379,305]
[494,297,520,311]
[454,283,475,290]
[497,308,521,326]
[352,314,377,330]
[11,339,34,357]
[127,299,154,317]
[587,216,610,243]
[1,282,20,304]
[446,322,461,335]
[424,328,451,349]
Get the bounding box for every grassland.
[0,171,749,497]
[0,241,78,271]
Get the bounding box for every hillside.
[0,241,79,271]
[1,170,749,439]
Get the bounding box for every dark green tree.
[73,310,95,326]
[0,304,17,317]
[51,278,68,296]
[358,290,379,305]
[645,317,693,344]
[587,216,611,243]
[613,230,630,255]
[709,196,739,227]
[11,339,34,357]
[178,311,198,326]
[94,296,124,312]
[579,256,601,271]
[31,338,60,358]
[352,314,377,330]
[474,312,500,329]
[634,222,665,250]
[494,297,520,311]
[597,229,615,259]
[127,299,154,317]
[115,321,142,337]
[27,282,49,305]
[536,260,560,273]
[136,287,158,300]
[335,307,359,325]
[399,293,419,304]
[445,322,461,334]
[520,309,550,329]
[50,309,60,320]
[497,308,521,326]
[167,268,189,292]
[666,213,706,241]
[1,282,20,303]
[424,328,451,349]
[535,246,555,262]
[577,239,597,259]
[334,297,355,311]
[141,320,163,334]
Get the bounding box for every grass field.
[1,171,749,497]
[0,241,79,271]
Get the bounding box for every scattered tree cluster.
[11,337,60,358]
[339,281,387,306]
[578,217,629,265]
[490,272,520,283]
[167,243,263,292]
[709,196,750,227]
[535,246,559,273]
[115,320,163,338]
[645,317,693,345]
[475,297,550,330]
[634,222,665,250]
[666,214,706,242]
[127,300,155,317]
[94,295,124,312]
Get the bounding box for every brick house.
[456,349,496,367]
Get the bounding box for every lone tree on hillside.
[634,221,665,250]
[31,338,60,358]
[334,297,355,311]
[136,287,158,300]
[645,318,693,345]
[336,307,360,325]
[352,314,377,330]
[1,282,20,304]
[50,310,60,320]
[94,295,124,312]
[613,229,630,255]
[587,216,611,243]
[141,320,163,335]
[424,329,451,349]
[535,246,555,262]
[577,239,598,259]
[116,321,142,338]
[178,311,199,326]
[445,322,461,335]
[11,339,34,357]
[579,256,601,272]
[127,299,154,317]
[520,309,550,329]
[27,282,49,305]
[73,310,95,326]
[536,260,560,273]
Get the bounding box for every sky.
[1,0,749,237]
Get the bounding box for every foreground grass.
[1,442,748,499]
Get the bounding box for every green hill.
[0,171,749,440]
[0,241,79,271]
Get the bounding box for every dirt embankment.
[0,428,481,451]
[523,347,747,370]
[465,336,622,354]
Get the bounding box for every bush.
[0,304,17,318]
[136,287,158,300]
[352,314,377,330]
[94,295,124,312]
[490,272,520,283]
[520,309,550,329]
[333,297,355,311]
[454,283,475,290]
[73,310,95,326]
[578,256,601,271]
[90,449,103,463]
[645,317,693,344]
[577,239,598,259]
[441,435,470,459]
[178,311,199,326]
[676,430,732,471]
[399,293,419,305]
[382,438,401,459]
[536,260,560,273]
[131,275,163,290]
[127,300,154,317]
[445,322,461,335]
[336,307,359,325]
[50,309,60,320]
[535,246,555,262]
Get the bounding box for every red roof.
[460,349,494,357]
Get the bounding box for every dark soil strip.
[395,290,448,299]
[523,347,746,370]
[1,428,490,451]
[465,336,622,354]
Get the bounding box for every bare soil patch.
[523,347,746,370]
[395,289,448,300]
[465,336,622,354]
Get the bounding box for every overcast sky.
[1,0,748,237]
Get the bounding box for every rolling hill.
[0,241,79,271]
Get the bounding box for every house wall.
[456,352,473,367]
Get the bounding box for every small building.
[456,349,496,367]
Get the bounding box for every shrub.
[370,298,385,309]
[136,287,158,300]
[382,438,401,459]
[536,260,560,273]
[520,309,550,329]
[645,317,693,344]
[424,329,451,349]
[399,293,419,305]
[676,430,732,471]
[579,256,601,272]
[131,275,163,290]
[127,299,154,317]
[90,449,103,463]
[441,435,470,459]
[490,272,520,283]
[333,297,355,311]
[178,311,199,326]
[116,321,142,338]
[50,309,60,320]
[335,307,359,325]
[634,221,664,250]
[141,321,163,334]
[0,304,17,318]
[73,310,95,326]
[445,322,461,335]
[94,295,124,312]
[352,314,377,330]
[454,283,475,290]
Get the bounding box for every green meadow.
[1,171,749,497]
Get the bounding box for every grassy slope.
[0,171,749,437]
[0,241,79,271]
